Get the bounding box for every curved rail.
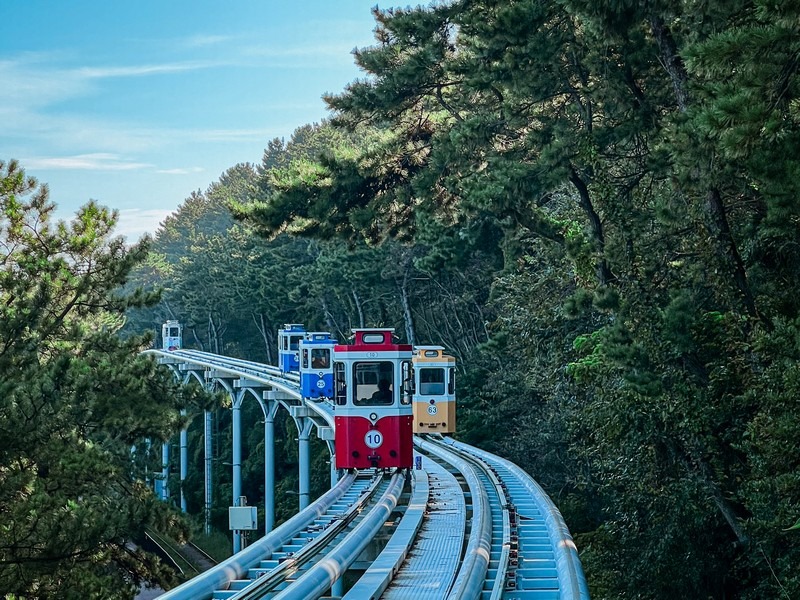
[144,530,186,576]
[271,471,407,599]
[415,436,498,600]
[168,349,299,383]
[185,541,218,570]
[145,349,300,397]
[443,436,591,600]
[221,471,396,599]
[157,471,359,599]
[144,349,333,429]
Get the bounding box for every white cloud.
[179,34,235,48]
[0,54,222,112]
[0,53,229,155]
[76,60,224,79]
[0,55,89,107]
[240,42,360,68]
[156,167,205,175]
[23,153,151,171]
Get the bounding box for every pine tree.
[0,160,214,598]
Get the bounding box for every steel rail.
[418,435,513,600]
[144,350,333,428]
[166,349,300,383]
[156,470,358,600]
[144,530,186,576]
[271,470,407,600]
[469,451,512,600]
[145,349,301,397]
[224,471,395,599]
[145,349,589,599]
[415,436,492,600]
[185,541,217,568]
[341,463,430,599]
[444,437,591,600]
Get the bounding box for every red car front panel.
[335,414,413,470]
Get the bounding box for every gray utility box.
[229,506,258,531]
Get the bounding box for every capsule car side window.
[334,362,347,405]
[401,360,413,405]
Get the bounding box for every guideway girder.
[149,350,335,555]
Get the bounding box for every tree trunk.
[163,300,178,321]
[352,289,365,328]
[190,328,206,352]
[686,439,750,547]
[705,188,759,319]
[650,15,689,111]
[649,17,760,322]
[253,313,274,364]
[398,272,416,346]
[207,313,221,354]
[321,297,337,336]
[568,167,615,285]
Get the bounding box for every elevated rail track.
[145,349,589,600]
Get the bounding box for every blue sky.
[1,1,382,239]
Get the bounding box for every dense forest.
[2,0,799,598]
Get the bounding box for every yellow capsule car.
[412,345,456,434]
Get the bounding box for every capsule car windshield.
[419,367,445,395]
[354,361,394,406]
[311,348,330,369]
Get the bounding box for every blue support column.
[231,389,245,554]
[297,417,314,510]
[177,375,194,513]
[180,411,188,512]
[259,395,280,534]
[161,442,170,501]
[204,409,213,535]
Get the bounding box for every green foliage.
[0,160,217,597]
